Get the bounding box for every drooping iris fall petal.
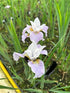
[22,25,31,43]
[13,52,25,61]
[28,59,45,78]
[30,32,44,43]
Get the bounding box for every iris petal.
[34,17,40,26]
[13,52,25,61]
[42,25,48,37]
[28,59,45,78]
[30,32,44,43]
[41,50,48,55]
[22,33,28,43]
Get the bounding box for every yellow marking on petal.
[27,33,30,36]
[30,27,33,31]
[36,59,40,64]
[34,31,39,34]
[34,30,42,33]
[33,59,40,64]
[24,53,30,60]
[40,29,42,31]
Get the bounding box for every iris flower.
[13,41,48,78]
[22,17,48,43]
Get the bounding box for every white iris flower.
[13,41,48,78]
[22,17,48,43]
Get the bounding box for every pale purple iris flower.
[13,41,48,78]
[22,17,48,43]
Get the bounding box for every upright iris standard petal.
[24,50,32,60]
[24,41,47,60]
[30,17,41,32]
[33,46,46,59]
[28,59,45,78]
[34,17,40,26]
[27,41,38,53]
[13,52,25,61]
[30,32,44,43]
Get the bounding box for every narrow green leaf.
[55,86,70,90]
[8,20,21,52]
[0,34,8,49]
[0,85,17,90]
[23,88,42,93]
[50,89,70,93]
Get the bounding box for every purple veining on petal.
[30,32,44,43]
[28,60,45,78]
